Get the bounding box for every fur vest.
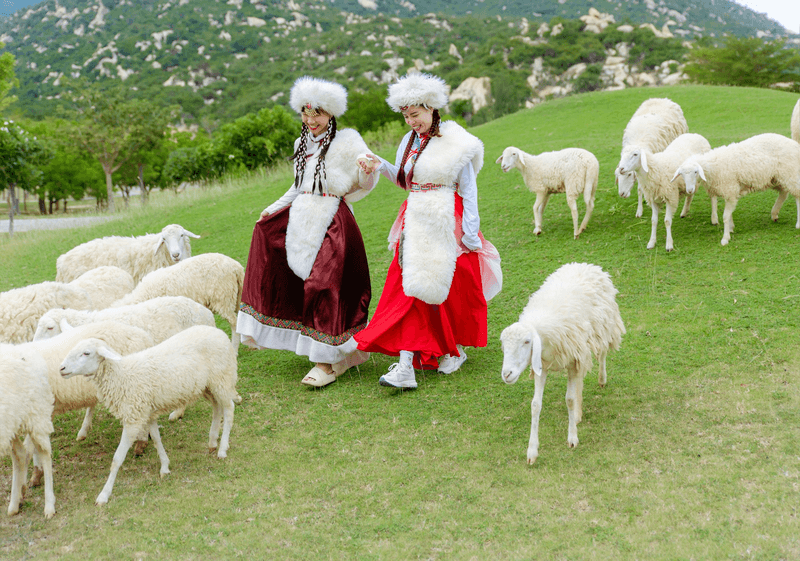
[286,128,369,280]
[402,121,484,305]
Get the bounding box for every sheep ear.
[530,330,543,377]
[495,155,503,164]
[517,151,526,168]
[97,345,122,361]
[182,228,200,239]
[640,151,648,173]
[59,318,74,332]
[697,165,706,182]
[154,235,166,256]
[670,169,680,183]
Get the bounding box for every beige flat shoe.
[301,366,337,388]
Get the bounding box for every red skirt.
[354,195,488,370]
[238,202,371,363]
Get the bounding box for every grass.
[2,85,800,560]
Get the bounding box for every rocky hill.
[0,0,796,126]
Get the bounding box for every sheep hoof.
[28,467,44,488]
[44,507,56,520]
[133,440,148,456]
[168,411,183,421]
[160,469,171,479]
[76,434,87,442]
[526,449,538,464]
[208,447,217,455]
[568,438,579,448]
[7,506,19,517]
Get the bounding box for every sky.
[1,0,799,34]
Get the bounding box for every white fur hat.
[289,76,348,118]
[386,73,449,112]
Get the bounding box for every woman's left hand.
[357,153,380,174]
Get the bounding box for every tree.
[61,81,168,212]
[0,121,47,235]
[0,41,18,112]
[684,36,800,89]
[339,88,404,133]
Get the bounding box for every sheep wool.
[0,345,56,518]
[500,263,625,464]
[0,280,92,344]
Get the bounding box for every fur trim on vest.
[400,121,484,304]
[286,128,368,280]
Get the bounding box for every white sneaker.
[379,362,417,389]
[438,346,467,374]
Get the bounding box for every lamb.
[0,266,134,344]
[791,99,799,143]
[617,133,714,251]
[58,325,239,505]
[56,223,200,284]
[500,263,625,465]
[496,146,598,239]
[0,345,56,518]
[113,253,244,348]
[673,133,800,246]
[616,98,688,217]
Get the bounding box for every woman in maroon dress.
[355,74,502,389]
[237,77,378,387]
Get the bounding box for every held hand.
[357,153,380,175]
[259,208,270,221]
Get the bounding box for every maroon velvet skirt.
[239,202,371,356]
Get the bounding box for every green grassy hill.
[2,85,800,559]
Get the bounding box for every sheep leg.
[721,199,738,246]
[96,425,138,505]
[29,434,55,519]
[8,437,27,517]
[664,201,676,252]
[208,395,222,454]
[679,191,694,218]
[565,366,583,448]
[217,399,235,459]
[168,406,186,421]
[147,420,171,477]
[710,195,719,225]
[771,190,788,222]
[25,435,44,488]
[635,185,644,218]
[647,200,660,250]
[567,194,580,239]
[76,406,93,441]
[578,191,594,237]
[527,370,547,465]
[532,195,544,235]
[795,197,800,229]
[597,349,608,388]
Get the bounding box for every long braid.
[397,109,442,189]
[290,124,310,189]
[311,116,337,194]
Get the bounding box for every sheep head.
[500,323,543,384]
[155,224,200,262]
[60,338,122,379]
[495,147,523,173]
[33,315,60,341]
[672,158,705,194]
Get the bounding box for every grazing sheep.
[0,266,134,344]
[792,99,799,143]
[500,263,625,465]
[673,133,800,246]
[618,133,714,251]
[59,325,239,505]
[0,346,56,519]
[56,223,200,284]
[113,253,244,348]
[616,98,689,217]
[496,146,598,239]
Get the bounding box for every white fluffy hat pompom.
[386,73,449,113]
[289,76,348,118]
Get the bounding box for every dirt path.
[1,216,114,233]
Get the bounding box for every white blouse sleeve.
[458,161,483,251]
[375,132,413,189]
[264,184,301,215]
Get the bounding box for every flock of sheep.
[1,224,244,516]
[497,97,800,251]
[3,95,799,518]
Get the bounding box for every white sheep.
[496,146,598,239]
[673,133,800,246]
[500,263,625,465]
[618,133,714,251]
[0,345,56,519]
[0,266,134,344]
[113,253,244,348]
[791,99,799,143]
[616,98,689,217]
[56,223,200,284]
[58,325,239,505]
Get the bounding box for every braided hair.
[397,109,442,189]
[289,115,338,193]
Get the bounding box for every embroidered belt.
[299,191,343,200]
[408,182,459,192]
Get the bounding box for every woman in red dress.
[237,77,378,388]
[355,74,502,389]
